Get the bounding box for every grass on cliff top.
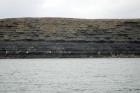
[0,17,140,32]
[0,17,140,41]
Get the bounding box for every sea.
[0,58,140,93]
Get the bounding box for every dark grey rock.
[0,18,140,58]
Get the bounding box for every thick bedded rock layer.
[0,18,140,58]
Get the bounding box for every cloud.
[0,0,140,19]
[0,0,45,18]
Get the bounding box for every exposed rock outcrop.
[0,18,140,58]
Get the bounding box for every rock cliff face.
[0,18,140,58]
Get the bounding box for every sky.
[0,0,140,19]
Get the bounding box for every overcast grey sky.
[0,0,140,19]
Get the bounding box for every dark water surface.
[0,58,140,93]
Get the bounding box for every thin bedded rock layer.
[0,18,140,58]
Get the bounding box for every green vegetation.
[0,18,140,42]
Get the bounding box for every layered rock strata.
[0,18,140,58]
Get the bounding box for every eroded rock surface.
[0,18,140,58]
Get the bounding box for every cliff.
[0,18,140,58]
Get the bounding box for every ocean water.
[0,58,140,93]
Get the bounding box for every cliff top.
[0,17,140,41]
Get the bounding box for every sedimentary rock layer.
[0,18,140,58]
